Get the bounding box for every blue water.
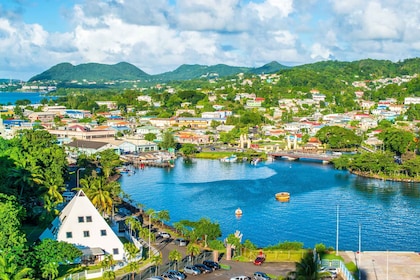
[120,158,420,251]
[0,92,52,105]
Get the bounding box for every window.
[100,229,107,236]
[86,216,92,222]
[78,216,84,223]
[66,232,73,238]
[113,248,119,255]
[83,231,90,237]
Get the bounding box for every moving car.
[253,271,271,280]
[253,256,265,265]
[203,260,221,270]
[183,265,201,275]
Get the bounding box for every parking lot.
[192,260,295,280]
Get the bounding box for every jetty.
[120,152,175,168]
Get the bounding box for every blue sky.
[1,0,419,80]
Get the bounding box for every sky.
[1,0,419,81]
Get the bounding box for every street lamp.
[148,210,161,259]
[336,204,339,256]
[76,167,86,188]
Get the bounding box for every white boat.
[220,155,237,162]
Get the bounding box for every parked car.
[253,271,271,280]
[203,260,221,270]
[193,263,212,273]
[146,277,165,280]
[253,256,265,265]
[318,267,338,279]
[183,265,201,275]
[230,276,251,280]
[158,231,171,238]
[166,270,186,280]
[161,273,177,280]
[174,238,187,246]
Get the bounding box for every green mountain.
[28,62,150,82]
[27,61,289,83]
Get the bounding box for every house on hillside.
[39,190,127,262]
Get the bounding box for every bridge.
[269,151,341,163]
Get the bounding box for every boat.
[251,158,261,165]
[220,155,237,163]
[275,192,290,202]
[235,208,243,216]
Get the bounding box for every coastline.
[349,170,420,183]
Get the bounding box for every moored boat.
[275,192,290,202]
[220,155,238,163]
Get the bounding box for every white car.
[183,265,201,275]
[230,276,251,280]
[159,232,171,238]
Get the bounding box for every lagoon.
[120,158,420,252]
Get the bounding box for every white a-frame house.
[40,190,126,261]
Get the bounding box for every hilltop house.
[39,190,126,262]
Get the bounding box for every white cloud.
[0,0,419,80]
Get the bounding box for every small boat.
[220,155,237,163]
[275,192,290,202]
[251,158,261,165]
[235,208,243,216]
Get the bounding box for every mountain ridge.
[27,61,290,83]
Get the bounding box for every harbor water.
[120,158,420,251]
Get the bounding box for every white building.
[39,190,126,261]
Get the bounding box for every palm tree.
[123,243,140,280]
[186,243,201,264]
[291,251,319,280]
[168,249,183,270]
[150,254,162,276]
[79,175,122,217]
[157,210,170,226]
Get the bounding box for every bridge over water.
[269,151,341,163]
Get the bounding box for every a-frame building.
[40,190,126,261]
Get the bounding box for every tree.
[145,133,157,142]
[41,262,59,280]
[179,143,198,159]
[151,254,162,276]
[79,175,122,217]
[379,128,416,155]
[34,239,82,270]
[186,243,201,263]
[0,194,27,257]
[160,131,176,150]
[0,253,33,280]
[98,149,121,178]
[123,243,140,280]
[156,210,170,226]
[316,126,362,150]
[168,249,183,270]
[290,251,319,280]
